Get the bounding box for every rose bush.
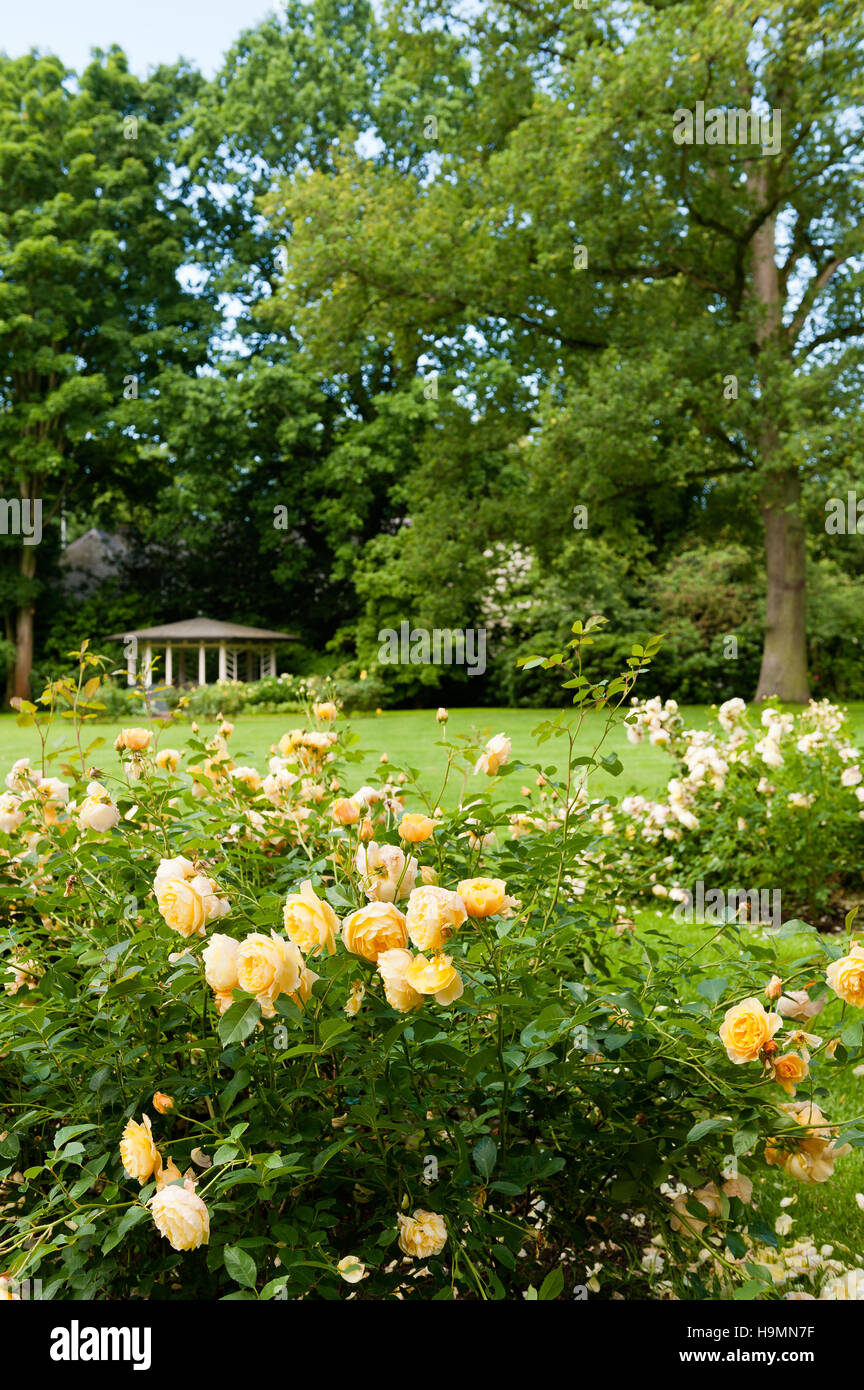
[1,626,863,1301]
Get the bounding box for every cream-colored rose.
[826,945,864,1008]
[405,886,466,952]
[155,855,196,884]
[77,793,120,833]
[355,841,417,902]
[283,879,339,957]
[399,812,436,844]
[397,1208,447,1258]
[436,707,449,724]
[231,766,262,791]
[156,877,207,937]
[337,1255,365,1283]
[203,933,240,992]
[155,748,181,771]
[719,997,782,1064]
[376,948,423,1011]
[236,932,303,1014]
[149,1180,209,1251]
[0,792,24,834]
[313,701,339,721]
[342,902,409,962]
[345,980,365,1018]
[403,952,463,1005]
[5,757,30,790]
[777,989,824,1021]
[187,873,230,923]
[457,877,508,918]
[120,1114,160,1184]
[474,733,511,776]
[118,727,152,752]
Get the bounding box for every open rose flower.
[399,812,437,844]
[457,877,508,918]
[283,879,339,957]
[355,841,417,902]
[202,933,240,993]
[826,945,864,1008]
[405,886,466,952]
[149,1179,209,1251]
[236,932,304,1016]
[719,996,782,1064]
[397,1208,447,1259]
[120,1114,160,1184]
[376,948,423,1012]
[342,902,409,962]
[403,952,464,1006]
[764,1102,851,1184]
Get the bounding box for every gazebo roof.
[105,617,298,642]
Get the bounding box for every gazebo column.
[178,649,186,686]
[198,644,206,686]
[144,642,153,689]
[164,643,173,687]
[247,649,254,681]
[218,641,227,682]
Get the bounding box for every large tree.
[0,47,213,697]
[262,0,864,700]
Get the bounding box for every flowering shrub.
[601,696,864,923]
[1,627,863,1301]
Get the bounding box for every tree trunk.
[11,542,36,703]
[754,467,809,702]
[749,173,810,703]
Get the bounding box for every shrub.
[1,625,863,1301]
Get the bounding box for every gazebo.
[106,617,298,688]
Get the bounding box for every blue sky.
[2,0,280,76]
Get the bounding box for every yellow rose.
[331,797,360,825]
[399,812,436,844]
[237,931,303,1014]
[403,952,464,1005]
[156,877,207,937]
[773,1052,809,1096]
[149,1180,209,1251]
[376,948,423,1012]
[118,727,152,752]
[826,945,864,1008]
[231,766,262,791]
[765,1101,852,1184]
[397,1208,447,1259]
[405,886,467,952]
[120,1114,160,1184]
[202,932,240,992]
[313,701,339,721]
[152,1091,174,1115]
[457,877,508,918]
[155,748,180,771]
[283,879,339,957]
[342,902,409,962]
[719,997,782,1064]
[355,841,417,902]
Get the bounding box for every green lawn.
[13,701,862,803]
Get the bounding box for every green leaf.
[472,1136,497,1181]
[218,997,262,1047]
[538,1266,565,1300]
[224,1245,258,1289]
[686,1116,730,1143]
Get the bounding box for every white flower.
[841,766,862,788]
